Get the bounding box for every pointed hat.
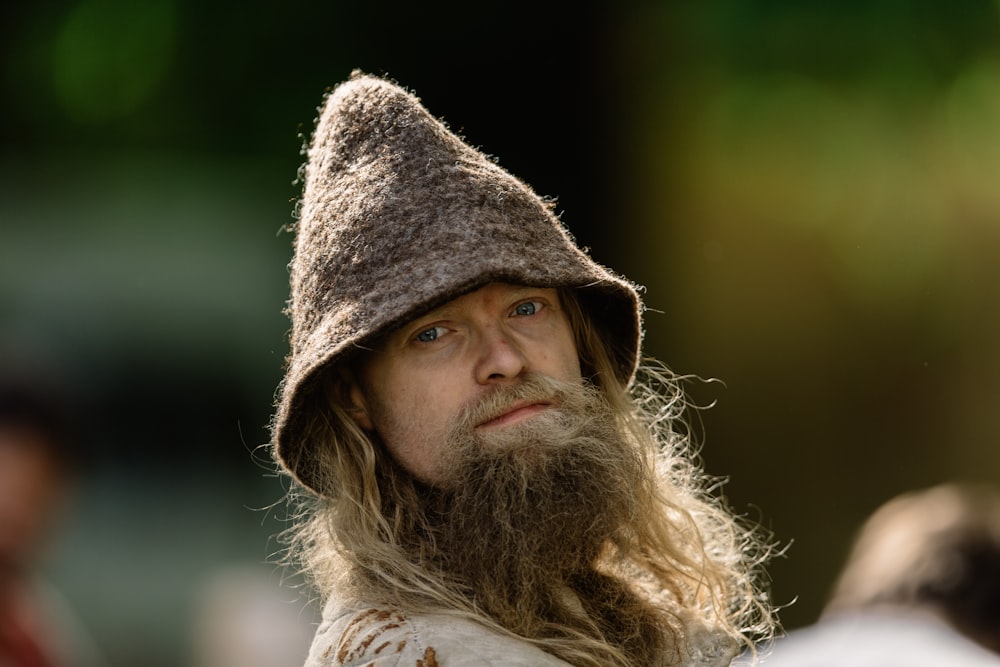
[273,71,643,493]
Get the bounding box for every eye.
[512,301,542,317]
[415,326,446,343]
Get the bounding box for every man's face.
[346,282,582,483]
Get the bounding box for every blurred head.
[0,377,76,581]
[824,483,1000,654]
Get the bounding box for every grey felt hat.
[273,71,643,493]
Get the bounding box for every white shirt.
[305,602,570,666]
[305,596,739,666]
[744,610,1000,667]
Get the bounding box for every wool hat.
[273,71,643,494]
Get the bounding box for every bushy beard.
[416,375,667,652]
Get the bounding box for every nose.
[473,326,527,384]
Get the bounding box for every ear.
[326,365,374,431]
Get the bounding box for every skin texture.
[347,282,583,483]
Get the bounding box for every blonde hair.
[279,289,778,666]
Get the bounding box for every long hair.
[279,289,778,666]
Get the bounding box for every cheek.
[548,326,583,382]
[564,342,583,380]
[368,382,456,483]
[541,350,581,383]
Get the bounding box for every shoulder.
[742,612,1000,667]
[304,604,572,667]
[315,608,432,666]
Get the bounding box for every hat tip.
[323,71,413,110]
[340,70,401,91]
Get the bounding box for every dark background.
[3,2,1000,665]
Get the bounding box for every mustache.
[453,374,584,431]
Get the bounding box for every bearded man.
[272,72,776,667]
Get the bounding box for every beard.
[428,375,642,575]
[408,375,669,657]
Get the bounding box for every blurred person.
[0,372,106,667]
[271,72,777,666]
[749,482,1000,666]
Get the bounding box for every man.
[272,71,776,666]
[749,483,1000,666]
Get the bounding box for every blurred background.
[2,1,1000,665]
